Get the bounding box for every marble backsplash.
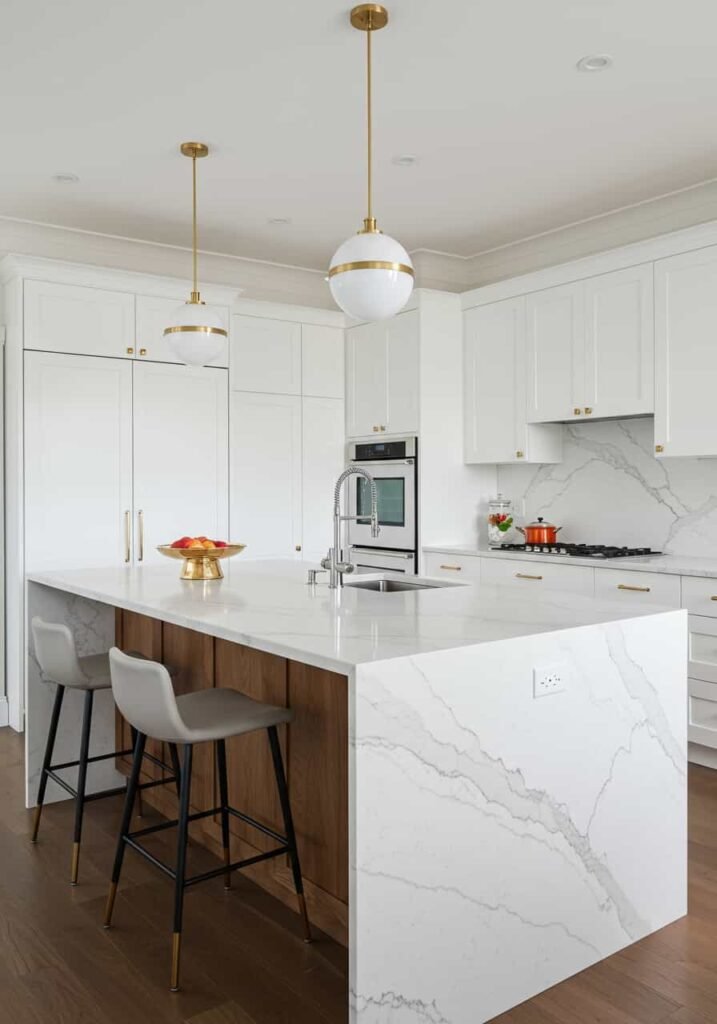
[497,418,717,556]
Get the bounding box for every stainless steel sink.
[344,576,459,592]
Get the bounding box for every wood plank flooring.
[2,725,717,1023]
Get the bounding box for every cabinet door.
[584,264,654,419]
[231,392,303,558]
[231,315,301,394]
[302,324,344,398]
[135,295,229,368]
[133,362,229,562]
[464,300,522,463]
[24,352,133,569]
[345,320,388,437]
[526,283,583,423]
[655,246,717,458]
[301,397,345,562]
[24,280,135,359]
[385,309,420,435]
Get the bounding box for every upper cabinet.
[231,315,301,394]
[464,298,561,464]
[654,245,717,458]
[24,279,135,359]
[345,309,420,438]
[301,324,344,398]
[525,264,654,423]
[135,295,229,367]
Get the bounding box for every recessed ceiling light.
[52,172,80,184]
[267,216,292,226]
[576,54,612,72]
[392,154,418,167]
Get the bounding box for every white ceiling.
[3,0,717,271]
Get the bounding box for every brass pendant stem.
[366,25,372,223]
[192,155,198,297]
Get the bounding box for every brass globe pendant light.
[328,4,414,321]
[164,142,227,366]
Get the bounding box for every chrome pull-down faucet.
[321,467,380,588]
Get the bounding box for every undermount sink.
[344,576,460,592]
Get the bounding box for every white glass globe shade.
[164,301,227,367]
[328,230,414,321]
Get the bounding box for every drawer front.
[594,567,681,607]
[689,677,717,749]
[479,557,594,596]
[688,615,717,683]
[422,551,481,581]
[682,576,717,618]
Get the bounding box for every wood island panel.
[114,609,164,783]
[114,609,350,946]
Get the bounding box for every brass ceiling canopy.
[350,3,389,31]
[179,141,209,159]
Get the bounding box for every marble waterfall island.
[25,561,687,1024]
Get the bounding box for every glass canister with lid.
[487,493,515,548]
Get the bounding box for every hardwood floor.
[2,724,717,1024]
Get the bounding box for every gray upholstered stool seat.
[30,617,181,885]
[105,646,311,992]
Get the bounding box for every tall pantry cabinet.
[2,255,237,730]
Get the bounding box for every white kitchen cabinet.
[583,265,654,418]
[464,299,561,464]
[24,279,135,359]
[231,314,301,395]
[301,397,345,561]
[422,551,481,580]
[132,362,229,563]
[346,310,419,438]
[594,567,680,608]
[24,351,133,570]
[525,265,653,424]
[526,283,583,423]
[135,295,229,368]
[480,556,595,596]
[655,245,717,457]
[231,392,303,558]
[302,324,344,398]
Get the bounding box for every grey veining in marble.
[498,418,717,557]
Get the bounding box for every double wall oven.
[347,436,417,575]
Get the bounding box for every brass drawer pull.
[617,583,650,593]
[439,564,462,571]
[710,596,717,602]
[516,573,542,580]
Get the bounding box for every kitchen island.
[25,560,687,1024]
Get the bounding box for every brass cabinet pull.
[372,425,379,432]
[380,425,386,432]
[124,510,131,563]
[126,346,134,355]
[516,572,543,580]
[711,596,717,602]
[440,564,462,571]
[655,445,664,453]
[516,450,524,459]
[295,544,302,552]
[573,408,582,415]
[139,347,147,356]
[584,407,593,415]
[617,583,650,593]
[137,510,144,562]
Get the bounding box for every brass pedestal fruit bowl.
[157,543,246,581]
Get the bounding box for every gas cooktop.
[498,543,662,559]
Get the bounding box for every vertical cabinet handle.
[137,510,144,562]
[124,510,131,563]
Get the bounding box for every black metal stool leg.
[71,689,94,885]
[31,683,65,843]
[104,731,146,928]
[216,740,232,890]
[129,727,144,818]
[267,725,312,943]
[171,743,193,992]
[169,744,182,799]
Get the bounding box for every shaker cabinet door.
[526,283,583,423]
[301,396,345,562]
[24,351,133,570]
[133,362,229,562]
[345,320,389,437]
[24,279,135,359]
[231,315,301,394]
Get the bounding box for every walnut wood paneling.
[214,639,288,852]
[114,609,163,782]
[287,661,349,903]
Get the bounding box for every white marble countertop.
[424,544,717,578]
[26,560,682,675]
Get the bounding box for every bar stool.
[30,617,181,885]
[104,647,312,992]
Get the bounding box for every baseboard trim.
[0,696,9,728]
[688,742,717,771]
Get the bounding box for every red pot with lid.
[516,517,562,545]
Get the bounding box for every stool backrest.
[109,647,186,742]
[32,617,85,687]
